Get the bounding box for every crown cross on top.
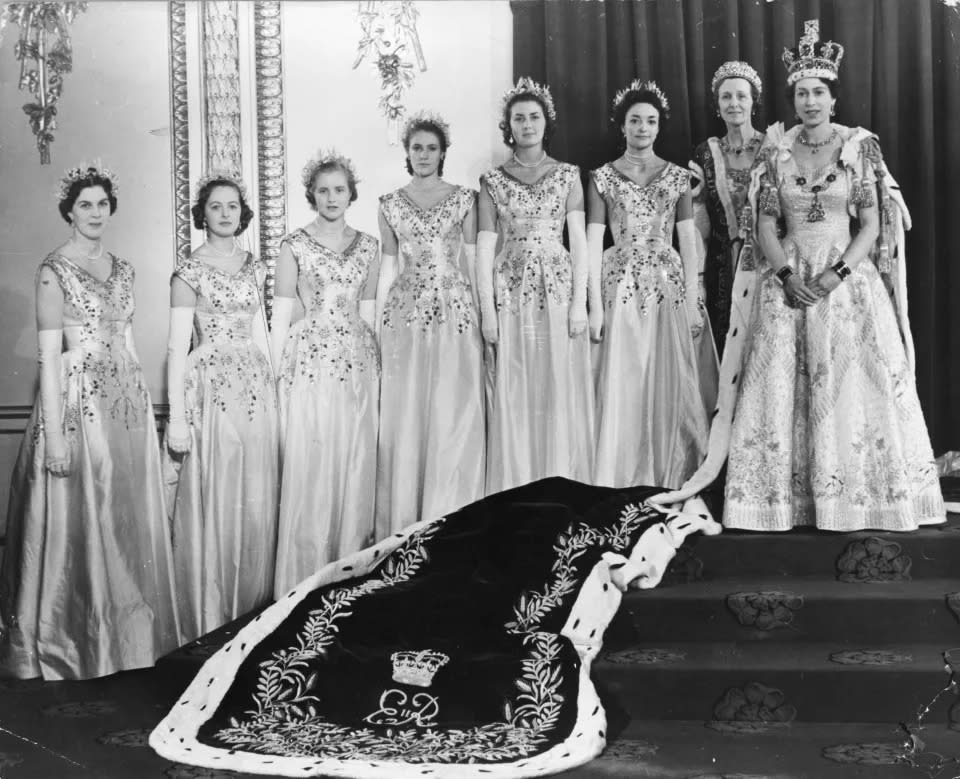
[782,18,844,86]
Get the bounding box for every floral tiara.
[500,76,557,121]
[711,61,762,96]
[402,109,452,148]
[56,161,119,202]
[194,170,247,202]
[301,149,360,189]
[611,79,671,119]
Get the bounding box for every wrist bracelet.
[775,266,794,284]
[831,259,852,280]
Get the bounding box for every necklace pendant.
[807,199,825,222]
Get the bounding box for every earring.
[830,105,836,116]
[716,109,721,118]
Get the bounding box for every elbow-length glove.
[677,219,704,336]
[166,306,194,453]
[38,328,69,475]
[269,296,295,379]
[477,230,499,344]
[567,211,588,337]
[586,222,605,342]
[374,254,398,338]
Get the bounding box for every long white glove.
[38,328,69,476]
[677,218,704,336]
[476,230,498,344]
[462,242,480,319]
[166,306,194,453]
[566,211,588,338]
[586,222,605,342]
[123,322,140,363]
[359,300,376,331]
[270,296,295,375]
[374,253,398,338]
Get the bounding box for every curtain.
[511,0,960,454]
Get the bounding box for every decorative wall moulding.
[168,0,191,265]
[201,0,243,174]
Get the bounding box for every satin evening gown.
[0,254,179,680]
[274,230,380,596]
[164,254,280,643]
[481,164,595,494]
[591,163,714,489]
[725,136,944,531]
[376,186,485,535]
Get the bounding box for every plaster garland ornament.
[201,1,242,174]
[352,0,427,145]
[168,0,191,265]
[1,2,87,164]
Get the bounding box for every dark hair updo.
[612,88,670,131]
[191,178,254,234]
[785,76,841,105]
[499,92,556,149]
[58,170,119,224]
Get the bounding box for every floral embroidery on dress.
[278,230,380,387]
[380,186,477,333]
[591,164,688,314]
[483,164,578,313]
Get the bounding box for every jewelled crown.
[194,170,247,202]
[782,20,844,85]
[402,110,452,148]
[501,77,557,121]
[711,61,762,96]
[301,149,360,189]
[55,161,119,202]
[611,79,671,119]
[390,649,449,688]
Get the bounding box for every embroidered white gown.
[0,254,179,679]
[274,230,380,595]
[376,186,485,535]
[591,163,714,489]
[724,135,944,531]
[482,164,595,493]
[164,254,279,642]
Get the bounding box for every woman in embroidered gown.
[271,152,380,595]
[690,61,766,356]
[720,22,945,531]
[588,81,715,489]
[375,112,485,534]
[164,174,279,642]
[478,77,594,493]
[0,165,179,679]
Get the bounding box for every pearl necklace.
[72,240,104,261]
[624,149,655,165]
[206,240,239,257]
[512,151,547,168]
[798,128,839,155]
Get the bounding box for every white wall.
[282,0,513,238]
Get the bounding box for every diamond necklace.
[798,128,839,154]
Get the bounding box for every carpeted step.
[605,576,960,644]
[593,641,951,722]
[677,515,960,580]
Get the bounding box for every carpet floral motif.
[829,649,913,666]
[663,545,704,583]
[41,700,119,718]
[725,591,803,631]
[950,701,960,733]
[707,682,796,734]
[946,592,960,624]
[96,727,152,747]
[822,742,903,765]
[600,647,687,665]
[835,537,911,582]
[599,738,659,759]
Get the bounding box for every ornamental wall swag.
[1,1,87,164]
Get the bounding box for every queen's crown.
[391,649,449,688]
[782,20,844,85]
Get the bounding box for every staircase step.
[594,641,950,722]
[677,515,960,580]
[607,576,960,643]
[559,719,959,778]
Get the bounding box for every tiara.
[500,77,557,121]
[391,649,449,688]
[402,110,452,148]
[301,148,360,189]
[194,170,247,202]
[55,161,119,202]
[782,19,844,86]
[711,61,762,96]
[611,79,670,119]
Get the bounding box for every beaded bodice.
[285,229,378,322]
[43,254,135,354]
[380,186,476,332]
[593,163,688,251]
[779,157,851,242]
[174,254,265,348]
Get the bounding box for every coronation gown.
[725,128,945,531]
[0,254,179,679]
[164,254,279,643]
[376,186,485,535]
[481,164,594,493]
[591,163,713,489]
[274,229,380,596]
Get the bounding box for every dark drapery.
[511,0,960,453]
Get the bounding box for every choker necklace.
[719,132,761,156]
[798,127,839,154]
[206,241,239,257]
[624,149,655,165]
[512,151,547,168]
